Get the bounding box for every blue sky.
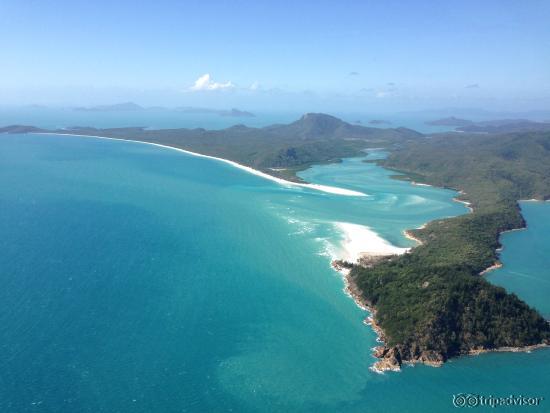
[1,0,549,111]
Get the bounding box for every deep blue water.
[1,133,548,412]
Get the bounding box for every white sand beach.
[37,133,367,197]
[335,222,410,263]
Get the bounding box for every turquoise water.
[488,201,550,318]
[1,134,549,412]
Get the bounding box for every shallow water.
[0,133,548,412]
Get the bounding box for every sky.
[1,0,549,112]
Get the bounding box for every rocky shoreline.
[332,257,549,373]
[453,191,474,212]
[333,258,412,373]
[338,261,446,373]
[330,193,550,374]
[479,261,503,275]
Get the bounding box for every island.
[425,116,473,127]
[219,108,255,117]
[3,113,549,370]
[175,106,255,117]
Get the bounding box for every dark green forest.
[350,130,550,365]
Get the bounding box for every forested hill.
[350,130,550,370]
[385,131,550,209]
[0,114,421,182]
[262,113,416,140]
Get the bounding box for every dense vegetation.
[456,119,550,133]
[424,117,550,133]
[3,115,550,367]
[350,130,550,366]
[1,114,418,182]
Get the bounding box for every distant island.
[74,102,255,117]
[425,116,473,127]
[426,116,550,133]
[175,107,255,117]
[3,113,549,371]
[456,119,550,133]
[369,120,392,125]
[221,108,255,117]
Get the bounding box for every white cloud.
[249,81,260,90]
[190,74,234,91]
[375,84,398,98]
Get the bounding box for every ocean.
[1,132,548,412]
[0,106,455,134]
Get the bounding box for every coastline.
[329,182,479,372]
[466,343,548,357]
[34,131,550,373]
[479,261,503,275]
[335,222,409,263]
[410,181,432,187]
[332,186,549,372]
[35,132,367,197]
[333,265,401,373]
[402,223,426,246]
[331,229,410,374]
[479,198,547,273]
[330,262,391,373]
[453,190,474,212]
[38,129,410,371]
[401,185,474,248]
[39,132,416,349]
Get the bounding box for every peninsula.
[3,114,550,370]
